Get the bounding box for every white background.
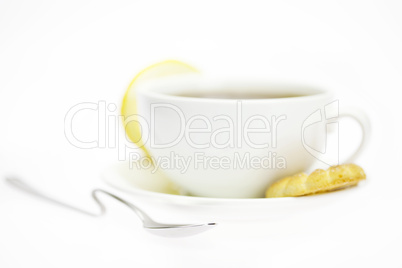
[1,0,401,267]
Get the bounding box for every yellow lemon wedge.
[121,60,198,157]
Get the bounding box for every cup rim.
[136,75,333,103]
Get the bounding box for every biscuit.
[265,164,366,198]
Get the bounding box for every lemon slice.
[121,60,198,157]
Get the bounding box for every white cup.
[133,75,370,198]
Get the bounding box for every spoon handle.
[5,177,154,224]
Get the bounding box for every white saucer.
[101,162,366,222]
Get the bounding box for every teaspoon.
[5,177,216,237]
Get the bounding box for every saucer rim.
[101,164,366,205]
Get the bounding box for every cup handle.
[302,105,371,166]
[338,107,371,163]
